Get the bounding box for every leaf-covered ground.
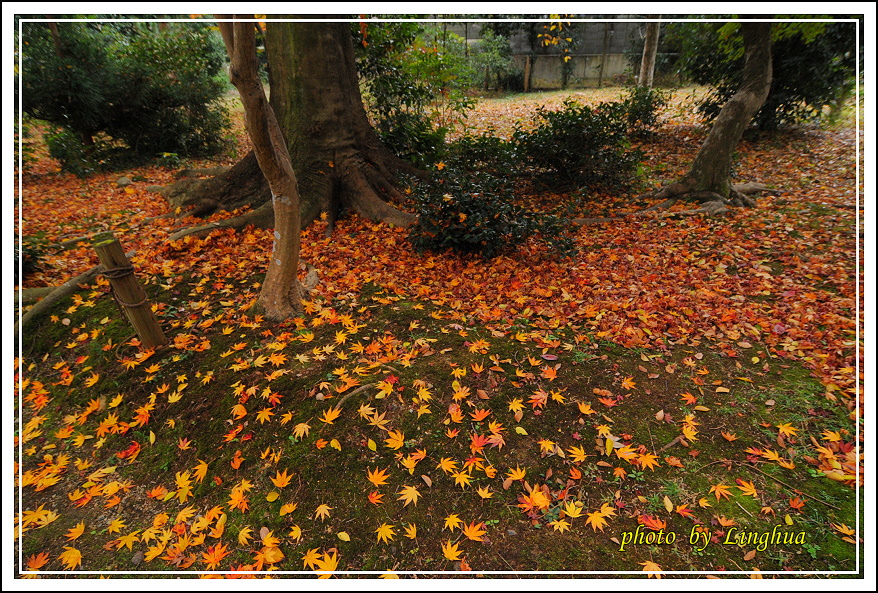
[13,87,864,580]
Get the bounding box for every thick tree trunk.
[165,20,417,233]
[219,17,303,320]
[635,21,773,212]
[637,18,660,88]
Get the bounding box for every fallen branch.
[15,250,134,332]
[335,383,376,409]
[16,286,55,308]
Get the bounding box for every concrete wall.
[445,19,647,88]
[515,54,631,89]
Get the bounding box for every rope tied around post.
[100,264,149,309]
[92,234,167,349]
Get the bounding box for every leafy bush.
[15,236,48,286]
[466,28,522,91]
[617,86,670,136]
[19,19,230,165]
[45,127,100,177]
[513,99,642,190]
[355,21,475,166]
[407,168,575,259]
[445,128,519,174]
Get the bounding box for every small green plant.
[407,167,576,259]
[157,151,183,169]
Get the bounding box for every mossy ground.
[14,270,861,579]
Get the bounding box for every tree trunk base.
[154,148,417,242]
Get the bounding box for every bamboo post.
[92,233,167,349]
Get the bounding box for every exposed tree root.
[166,202,274,242]
[575,181,776,225]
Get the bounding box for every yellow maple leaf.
[58,546,82,570]
[561,501,584,519]
[385,429,405,450]
[640,560,662,578]
[736,479,759,497]
[192,459,209,484]
[442,539,462,561]
[585,510,609,532]
[65,521,85,541]
[397,485,420,507]
[776,422,799,437]
[709,483,732,501]
[293,422,311,439]
[375,523,395,544]
[403,523,417,539]
[313,550,338,578]
[367,467,390,487]
[314,503,332,521]
[318,405,342,425]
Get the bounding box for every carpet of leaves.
[14,87,863,578]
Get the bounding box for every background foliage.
[18,17,230,173]
[665,18,860,130]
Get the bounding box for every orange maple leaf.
[270,469,294,488]
[638,514,667,531]
[709,483,732,501]
[462,521,487,542]
[202,542,231,569]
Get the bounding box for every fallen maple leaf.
[202,542,231,569]
[462,521,487,542]
[442,539,463,561]
[58,546,82,570]
[709,483,732,501]
[585,510,609,532]
[65,521,85,541]
[314,503,332,521]
[375,523,395,544]
[271,468,294,488]
[397,485,421,507]
[640,560,662,578]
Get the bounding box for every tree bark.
[166,20,417,233]
[637,18,660,88]
[635,21,773,208]
[218,17,303,320]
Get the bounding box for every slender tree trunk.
[218,17,302,319]
[639,22,773,209]
[598,23,610,87]
[638,18,660,88]
[164,20,417,234]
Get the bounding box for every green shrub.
[617,86,670,136]
[445,128,519,174]
[407,168,575,259]
[513,99,642,190]
[15,236,48,286]
[355,21,475,166]
[45,127,99,177]
[19,19,230,166]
